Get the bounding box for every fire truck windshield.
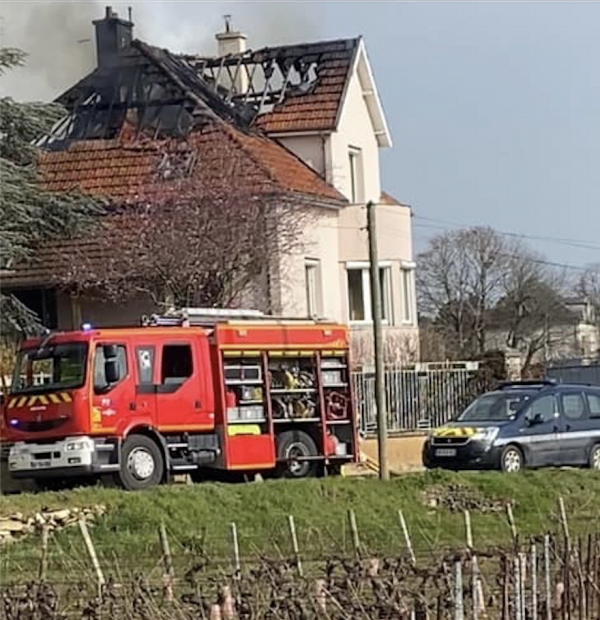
[11,343,88,395]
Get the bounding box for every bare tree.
[575,264,600,324]
[54,131,314,313]
[491,247,571,374]
[416,227,507,358]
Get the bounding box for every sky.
[1,0,599,270]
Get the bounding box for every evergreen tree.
[0,48,100,338]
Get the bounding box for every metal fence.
[547,359,600,385]
[353,361,491,434]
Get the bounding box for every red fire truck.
[3,309,358,490]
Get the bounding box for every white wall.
[277,135,326,177]
[328,62,381,203]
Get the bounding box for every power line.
[413,215,600,252]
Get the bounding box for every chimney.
[93,6,134,67]
[216,15,247,56]
[215,16,248,95]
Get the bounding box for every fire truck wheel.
[276,430,318,479]
[118,434,165,490]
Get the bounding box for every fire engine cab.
[3,309,358,490]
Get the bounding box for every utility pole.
[366,200,389,481]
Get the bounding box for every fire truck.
[3,309,358,490]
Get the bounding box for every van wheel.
[117,434,164,491]
[276,430,318,479]
[589,444,600,470]
[500,445,524,473]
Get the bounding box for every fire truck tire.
[117,434,165,490]
[276,430,318,479]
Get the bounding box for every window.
[459,390,534,422]
[136,346,155,385]
[161,344,193,386]
[305,259,322,317]
[348,147,364,203]
[11,343,88,393]
[585,392,600,417]
[401,267,415,324]
[346,263,392,323]
[94,344,127,393]
[527,395,556,423]
[561,393,586,420]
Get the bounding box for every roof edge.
[355,39,392,149]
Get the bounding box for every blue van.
[422,380,600,472]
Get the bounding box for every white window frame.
[305,258,322,318]
[346,261,392,325]
[348,146,364,203]
[400,261,416,324]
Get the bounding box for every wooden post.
[159,522,175,602]
[454,560,464,620]
[230,522,241,577]
[544,535,553,620]
[515,555,523,620]
[348,509,361,558]
[558,497,571,552]
[287,515,303,577]
[79,517,105,594]
[520,552,527,620]
[366,199,389,481]
[38,525,49,582]
[532,543,538,620]
[398,509,416,566]
[507,503,518,547]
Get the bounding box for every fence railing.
[353,361,492,434]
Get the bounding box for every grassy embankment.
[1,469,599,582]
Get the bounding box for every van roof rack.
[497,379,558,390]
[142,307,329,328]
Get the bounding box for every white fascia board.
[356,39,393,149]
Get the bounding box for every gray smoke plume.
[0,1,322,102]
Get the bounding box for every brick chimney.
[215,15,248,95]
[93,6,133,67]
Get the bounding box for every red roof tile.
[5,123,344,287]
[255,39,359,134]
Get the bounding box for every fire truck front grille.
[11,419,68,433]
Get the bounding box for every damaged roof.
[38,37,345,204]
[185,38,360,134]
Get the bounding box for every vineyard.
[1,471,600,618]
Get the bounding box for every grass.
[1,469,600,582]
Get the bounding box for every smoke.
[0,1,322,102]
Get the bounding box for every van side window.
[528,395,555,423]
[561,393,586,420]
[586,392,600,418]
[94,344,127,394]
[161,344,193,387]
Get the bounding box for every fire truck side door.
[134,345,158,423]
[155,340,212,431]
[92,341,135,434]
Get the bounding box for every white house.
[4,10,419,363]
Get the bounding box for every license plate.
[435,448,457,457]
[32,460,51,469]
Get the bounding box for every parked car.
[422,380,600,472]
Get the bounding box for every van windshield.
[458,390,537,422]
[11,343,88,395]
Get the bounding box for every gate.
[353,361,492,434]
